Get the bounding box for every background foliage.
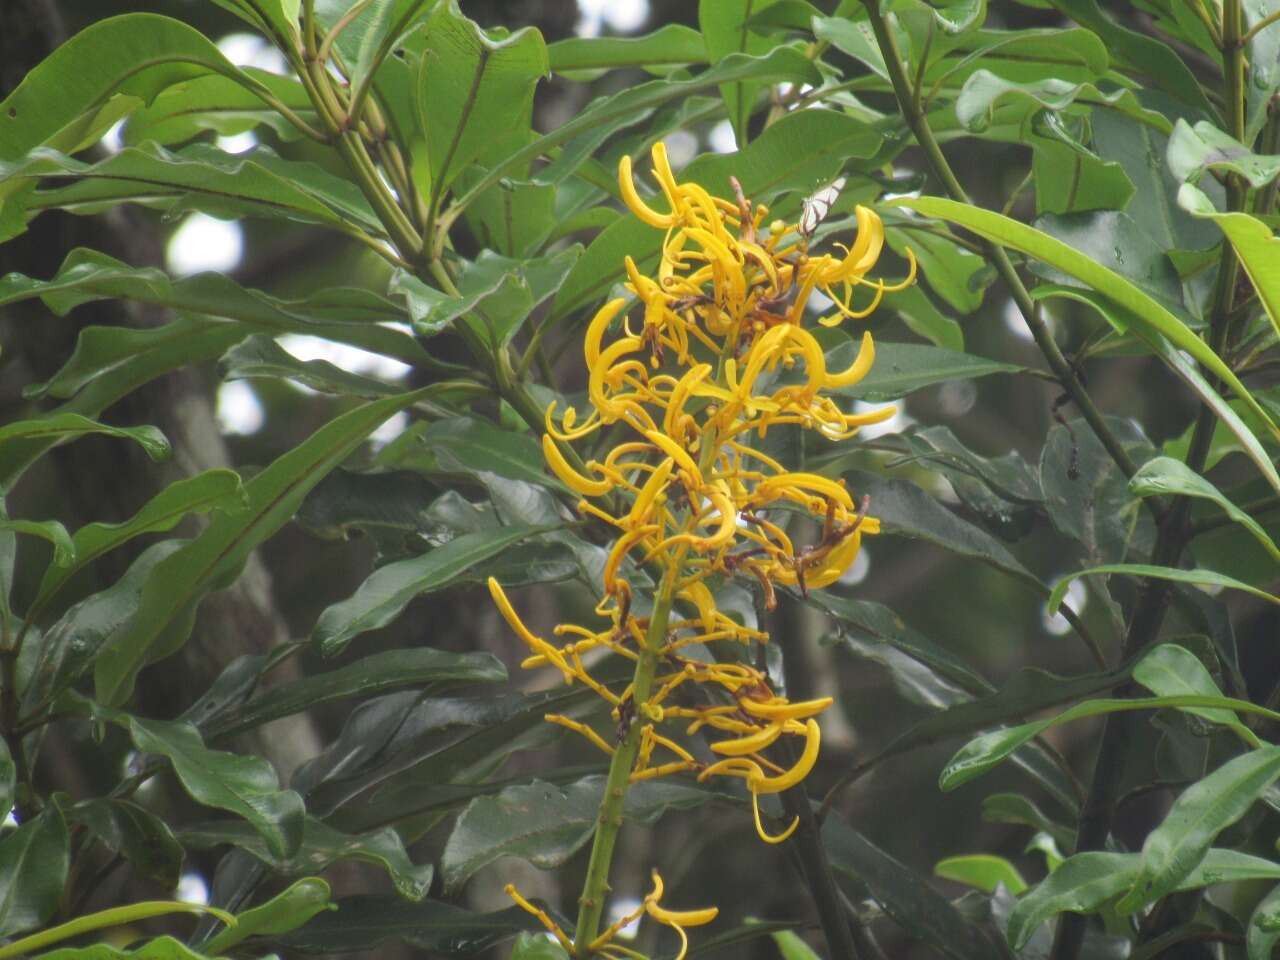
[0,0,1278,958]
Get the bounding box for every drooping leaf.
[1047,563,1280,613]
[0,518,74,567]
[0,413,169,467]
[201,877,333,954]
[440,776,720,891]
[94,388,435,706]
[127,715,304,860]
[181,818,431,902]
[219,336,401,399]
[0,805,69,938]
[1132,643,1259,746]
[69,799,184,889]
[956,70,1170,136]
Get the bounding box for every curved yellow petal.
[542,434,611,497]
[739,696,833,721]
[749,718,822,794]
[825,330,876,388]
[710,722,784,756]
[619,153,676,228]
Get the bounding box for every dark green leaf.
[0,805,69,937]
[1247,880,1280,960]
[981,793,1075,849]
[181,818,431,902]
[0,518,74,567]
[272,897,544,954]
[441,776,720,891]
[128,716,304,860]
[0,740,12,823]
[379,416,548,489]
[1117,746,1280,913]
[68,799,184,889]
[313,525,548,657]
[219,336,400,399]
[94,388,435,706]
[0,413,169,465]
[295,468,437,541]
[823,341,1024,402]
[823,814,1000,960]
[885,224,993,314]
[210,648,506,738]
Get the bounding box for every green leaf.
[981,793,1075,850]
[32,470,245,615]
[219,336,400,399]
[124,70,316,146]
[1006,851,1137,950]
[1133,642,1259,746]
[509,932,572,960]
[1247,880,1280,960]
[892,196,1280,458]
[935,854,1027,895]
[1048,563,1280,613]
[1131,457,1280,562]
[94,388,435,706]
[1178,183,1280,344]
[208,0,300,44]
[315,0,438,100]
[0,806,69,937]
[313,525,549,657]
[31,936,218,960]
[180,818,431,902]
[1245,0,1280,141]
[919,26,1109,87]
[1168,119,1280,190]
[699,0,779,143]
[202,877,333,954]
[440,776,719,891]
[941,694,1280,791]
[955,69,1170,135]
[0,519,74,567]
[822,340,1023,402]
[271,898,545,954]
[0,740,12,823]
[379,416,548,489]
[553,106,878,318]
[0,413,169,465]
[822,814,1000,960]
[884,223,992,314]
[68,799,184,890]
[419,1,548,198]
[0,14,271,161]
[127,715,304,859]
[209,647,506,738]
[769,930,822,960]
[549,25,706,78]
[1116,746,1280,914]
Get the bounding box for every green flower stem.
[0,902,235,960]
[572,563,681,953]
[856,0,1149,504]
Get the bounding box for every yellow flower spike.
[504,884,576,955]
[710,722,785,756]
[739,695,834,721]
[619,152,677,228]
[542,434,612,497]
[825,330,877,389]
[751,790,800,844]
[585,298,629,370]
[642,430,703,488]
[748,718,822,795]
[698,483,739,553]
[487,579,575,682]
[626,457,674,528]
[603,524,660,595]
[648,141,684,214]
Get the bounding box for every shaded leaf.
[69,799,184,889]
[0,805,69,937]
[124,70,316,146]
[1047,563,1280,613]
[202,877,333,954]
[823,340,1024,402]
[219,337,400,399]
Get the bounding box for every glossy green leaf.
[219,336,402,398]
[418,1,548,198]
[699,0,779,142]
[1245,0,1280,140]
[955,69,1170,135]
[315,0,438,98]
[271,898,546,954]
[30,938,215,960]
[1247,880,1280,960]
[0,413,169,467]
[769,930,822,960]
[885,224,992,315]
[32,469,245,615]
[202,878,333,954]
[822,340,1024,402]
[941,694,1280,791]
[935,854,1027,895]
[549,24,706,78]
[68,799,184,890]
[313,525,546,657]
[1168,119,1280,190]
[127,715,303,859]
[553,105,871,317]
[1116,746,1280,914]
[124,69,316,146]
[294,468,437,541]
[1132,643,1259,746]
[0,14,272,161]
[1006,851,1136,950]
[823,814,999,960]
[1179,183,1280,343]
[181,818,431,902]
[1131,457,1280,562]
[1048,563,1280,613]
[0,519,74,567]
[380,416,548,489]
[210,647,506,737]
[94,388,434,706]
[0,806,69,938]
[893,197,1279,453]
[441,776,719,891]
[919,26,1109,87]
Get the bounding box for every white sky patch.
[370,411,409,449]
[807,289,834,314]
[277,334,412,381]
[1043,577,1089,636]
[167,213,244,276]
[604,897,643,941]
[854,401,915,440]
[576,0,649,36]
[938,379,978,417]
[708,120,737,154]
[176,872,210,905]
[217,131,258,155]
[2,811,17,828]
[838,546,871,586]
[217,32,288,74]
[100,119,125,155]
[217,380,265,436]
[1002,297,1036,342]
[663,130,698,168]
